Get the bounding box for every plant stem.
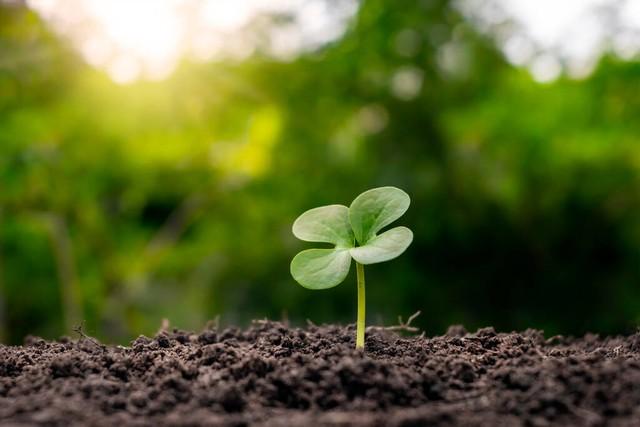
[356,262,366,349]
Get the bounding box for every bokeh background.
[2,0,640,344]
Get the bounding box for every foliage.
[291,187,412,289]
[2,0,640,344]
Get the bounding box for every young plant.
[290,186,413,349]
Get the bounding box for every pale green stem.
[356,262,365,349]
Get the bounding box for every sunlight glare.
[458,0,640,82]
[86,0,181,81]
[26,0,359,84]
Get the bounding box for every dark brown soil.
[2,322,640,426]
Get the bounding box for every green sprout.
[290,186,413,349]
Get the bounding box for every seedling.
[290,186,413,349]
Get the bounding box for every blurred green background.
[2,0,640,344]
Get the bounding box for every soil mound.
[2,321,640,426]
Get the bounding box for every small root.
[368,310,422,334]
[72,321,103,350]
[157,318,170,334]
[205,315,220,331]
[281,310,289,327]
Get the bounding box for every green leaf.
[292,204,354,248]
[290,248,352,289]
[349,187,411,244]
[350,226,413,265]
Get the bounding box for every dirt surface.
[2,322,640,427]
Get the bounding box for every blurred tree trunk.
[45,214,82,333]
[145,193,205,259]
[0,207,6,343]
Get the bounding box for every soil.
[2,322,640,427]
